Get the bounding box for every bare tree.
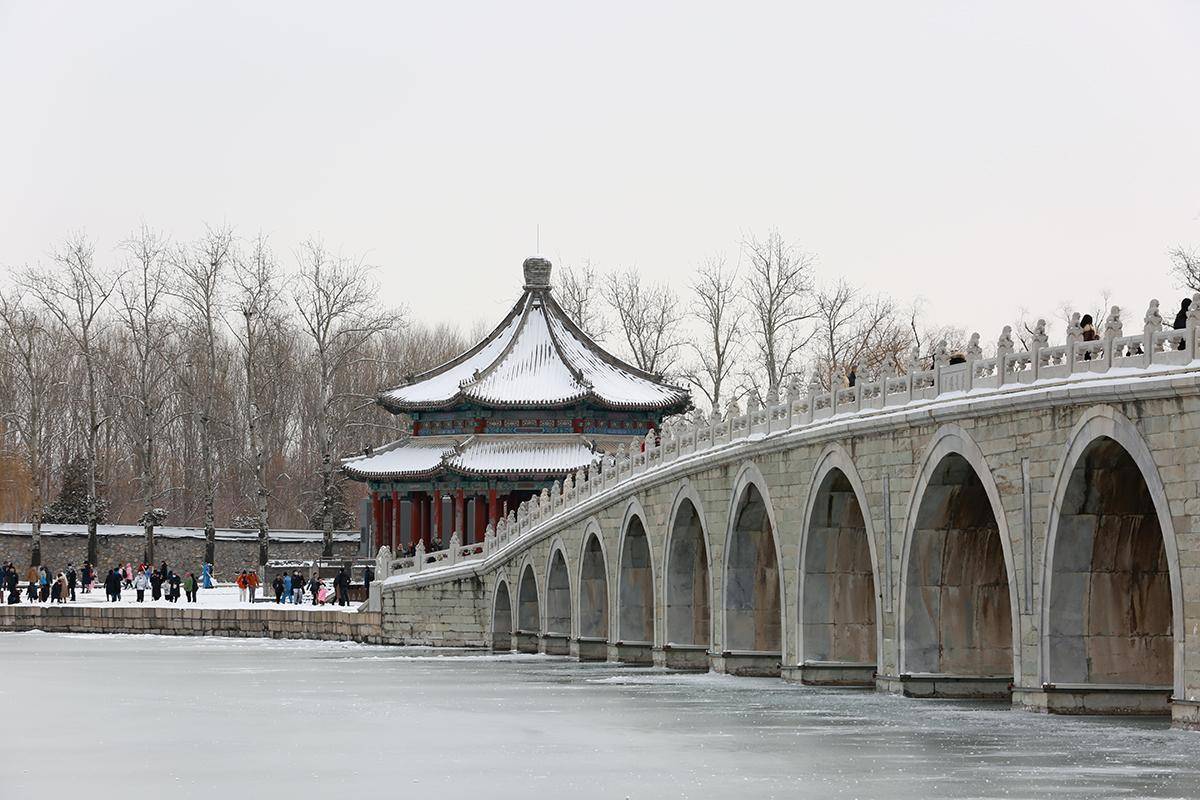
[292,238,397,556]
[554,259,610,341]
[811,280,909,387]
[0,293,69,565]
[682,256,742,410]
[741,230,817,397]
[116,225,175,564]
[21,234,118,564]
[602,268,684,376]
[173,225,235,565]
[906,298,968,367]
[230,233,285,566]
[1170,246,1200,293]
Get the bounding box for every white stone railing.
[378,299,1200,583]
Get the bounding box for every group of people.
[1,561,82,604]
[111,562,200,603]
[0,559,201,605]
[259,568,354,606]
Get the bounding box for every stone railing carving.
[381,300,1200,581]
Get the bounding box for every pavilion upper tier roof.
[342,434,600,482]
[378,257,690,414]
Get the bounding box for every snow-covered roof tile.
[341,437,457,480]
[447,435,598,476]
[376,258,689,413]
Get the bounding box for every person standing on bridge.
[134,568,150,602]
[247,570,259,603]
[1173,297,1192,350]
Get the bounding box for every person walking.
[81,561,93,593]
[247,570,259,603]
[363,565,374,597]
[236,571,248,602]
[5,563,20,604]
[202,562,213,590]
[104,568,120,602]
[134,568,150,602]
[333,569,350,607]
[183,572,198,603]
[123,563,134,589]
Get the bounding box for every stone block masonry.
[0,605,382,644]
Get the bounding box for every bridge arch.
[515,559,541,653]
[616,499,656,657]
[491,575,514,652]
[898,425,1022,692]
[1040,406,1184,701]
[576,518,611,660]
[797,445,882,683]
[721,461,786,674]
[544,537,573,639]
[663,480,713,651]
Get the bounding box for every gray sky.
[2,1,1198,342]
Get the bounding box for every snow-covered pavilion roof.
[378,257,690,414]
[341,434,601,481]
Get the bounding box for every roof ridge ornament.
[523,256,553,289]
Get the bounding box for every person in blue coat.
[201,562,213,589]
[282,572,293,603]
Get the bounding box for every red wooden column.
[488,487,499,527]
[432,491,443,547]
[409,491,421,550]
[474,494,488,542]
[391,490,401,551]
[371,491,384,552]
[454,488,465,541]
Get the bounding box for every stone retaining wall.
[0,605,382,644]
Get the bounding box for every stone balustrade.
[383,299,1200,582]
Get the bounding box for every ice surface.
[2,633,1198,799]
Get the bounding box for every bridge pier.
[514,630,539,653]
[784,661,876,686]
[1013,685,1172,716]
[656,644,710,670]
[885,674,1012,699]
[1172,700,1200,730]
[539,633,570,656]
[608,641,653,665]
[712,651,781,677]
[571,636,608,661]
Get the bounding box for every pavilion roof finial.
[523,256,552,289]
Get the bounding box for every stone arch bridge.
[371,316,1200,729]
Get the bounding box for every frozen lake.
[2,632,1197,799]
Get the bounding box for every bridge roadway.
[368,316,1200,729]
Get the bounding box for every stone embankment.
[0,605,382,644]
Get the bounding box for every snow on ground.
[14,582,361,612]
